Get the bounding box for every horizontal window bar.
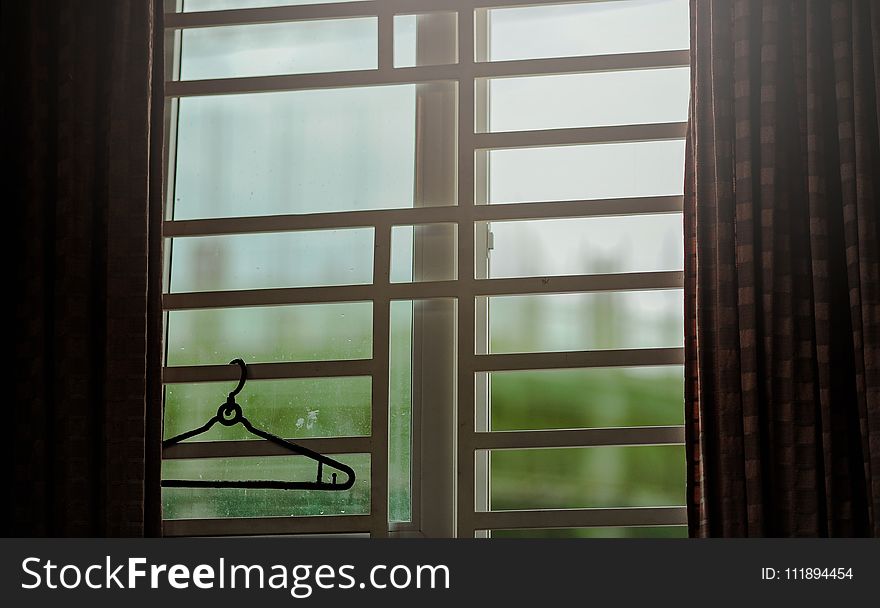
[164,359,374,383]
[473,347,686,372]
[163,436,372,459]
[478,272,683,296]
[162,272,683,310]
[163,514,373,537]
[164,285,376,309]
[471,506,687,530]
[164,206,454,236]
[475,196,684,220]
[479,50,688,78]
[167,65,458,97]
[474,122,687,150]
[166,1,631,30]
[471,426,685,450]
[163,196,683,238]
[166,51,689,97]
[166,1,379,29]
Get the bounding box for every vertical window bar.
[378,5,394,71]
[472,5,492,537]
[456,6,477,539]
[371,223,392,537]
[411,12,459,537]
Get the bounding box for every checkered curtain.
[7,0,164,536]
[685,0,880,536]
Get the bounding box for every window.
[161,0,690,538]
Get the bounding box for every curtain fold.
[7,0,163,537]
[685,0,880,537]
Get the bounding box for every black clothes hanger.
[161,359,356,491]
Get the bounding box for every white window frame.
[160,0,689,538]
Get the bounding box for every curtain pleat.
[685,0,880,537]
[8,0,163,537]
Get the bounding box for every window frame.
[160,0,689,538]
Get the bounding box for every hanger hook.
[228,358,248,399]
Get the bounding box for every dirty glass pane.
[163,377,371,441]
[162,454,370,519]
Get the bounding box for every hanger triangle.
[161,359,356,491]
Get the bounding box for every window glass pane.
[485,214,683,279]
[389,298,457,523]
[488,446,685,510]
[164,377,371,441]
[179,18,376,81]
[172,86,421,219]
[391,224,457,283]
[487,0,690,61]
[485,68,689,132]
[394,15,418,67]
[166,302,372,366]
[389,301,413,522]
[162,454,370,519]
[182,0,371,11]
[169,229,374,292]
[489,526,687,538]
[486,289,683,354]
[487,140,686,204]
[486,366,684,431]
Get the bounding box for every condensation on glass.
[164,376,372,441]
[162,454,371,519]
[390,298,457,524]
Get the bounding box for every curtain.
[685,0,880,537]
[6,0,164,536]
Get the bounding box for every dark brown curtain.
[685,0,880,537]
[5,1,164,536]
